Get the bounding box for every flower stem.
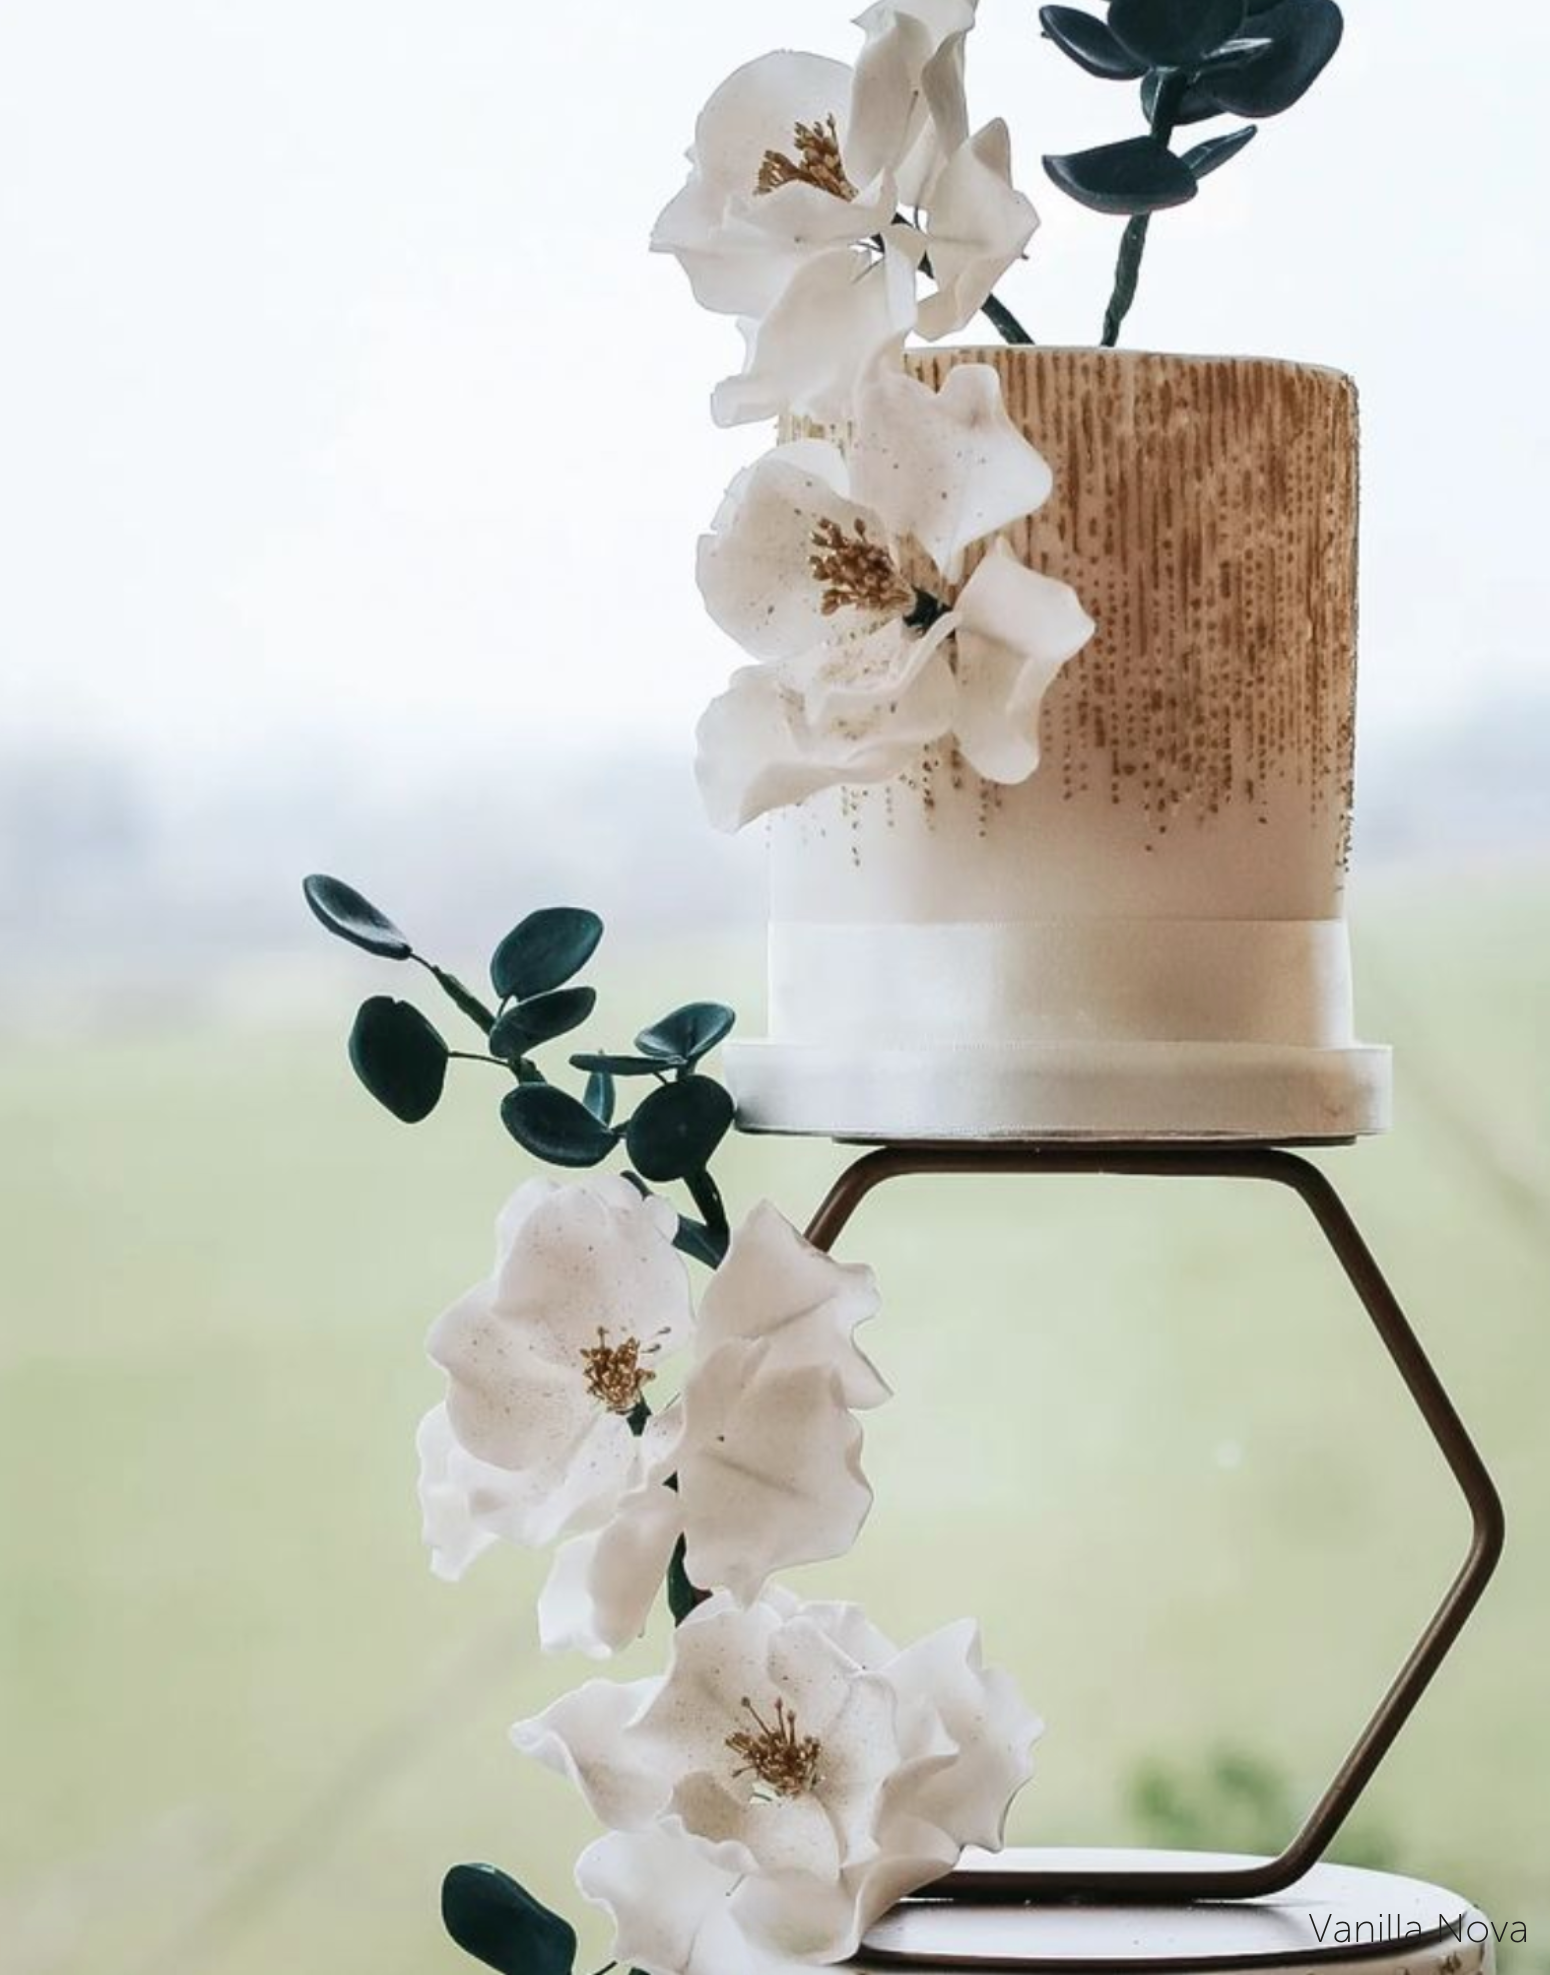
[1100,72,1185,348]
[684,1169,730,1254]
[411,954,498,1036]
[980,288,1034,346]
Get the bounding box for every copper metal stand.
[805,1143,1505,1906]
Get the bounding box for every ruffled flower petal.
[881,1617,1043,1851]
[849,1,977,204]
[917,120,1039,340]
[512,1672,665,1830]
[950,540,1096,782]
[576,1825,795,1975]
[429,1178,689,1463]
[679,1352,873,1601]
[711,242,917,427]
[416,1403,545,1580]
[697,441,910,662]
[538,1476,685,1659]
[651,52,862,318]
[695,617,954,831]
[851,362,1052,576]
[695,1200,889,1408]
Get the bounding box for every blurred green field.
[2,870,1547,1975]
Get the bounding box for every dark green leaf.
[489,987,597,1060]
[1141,68,1222,124]
[1043,135,1198,214]
[1181,124,1257,177]
[348,997,447,1122]
[501,1083,618,1167]
[302,874,411,959]
[674,1217,726,1269]
[666,1532,708,1624]
[1195,0,1341,115]
[634,1002,737,1067]
[624,1076,735,1183]
[1108,0,1244,66]
[441,1864,577,1975]
[1039,5,1146,77]
[569,1052,665,1077]
[490,907,603,1001]
[1196,31,1273,69]
[584,1066,616,1126]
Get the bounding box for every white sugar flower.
[538,1204,888,1659]
[695,362,1093,828]
[653,10,1037,424]
[420,1175,692,1558]
[515,1588,1041,1969]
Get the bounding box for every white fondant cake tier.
[729,347,1391,1143]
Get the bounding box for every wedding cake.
[725,343,1392,1142]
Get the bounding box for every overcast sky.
[1,0,1546,794]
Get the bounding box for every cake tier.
[853,1850,1494,1973]
[728,348,1391,1143]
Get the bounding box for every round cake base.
[727,1040,1392,1145]
[855,1849,1491,1973]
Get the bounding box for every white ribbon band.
[769,919,1356,1050]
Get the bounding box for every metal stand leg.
[805,1143,1505,1905]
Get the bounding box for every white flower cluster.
[420,1172,1042,1974]
[654,2,1095,829]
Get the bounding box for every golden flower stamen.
[809,517,914,618]
[756,115,855,201]
[580,1327,659,1415]
[726,1695,823,1799]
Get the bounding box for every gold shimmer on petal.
[810,518,914,618]
[580,1327,658,1415]
[756,116,855,201]
[727,1695,823,1798]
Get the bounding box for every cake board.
[855,1850,1494,1975]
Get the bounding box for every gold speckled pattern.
[804,347,1359,862]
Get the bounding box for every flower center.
[726,1695,823,1799]
[810,518,914,618]
[580,1327,658,1415]
[756,116,856,202]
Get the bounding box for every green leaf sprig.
[304,874,736,1268]
[1036,0,1344,344]
[307,874,746,1967]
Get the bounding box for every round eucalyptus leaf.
[583,1066,616,1126]
[441,1864,578,1975]
[1140,67,1221,124]
[1039,5,1147,78]
[1043,135,1199,214]
[1181,123,1257,178]
[625,1076,735,1183]
[501,1083,618,1167]
[634,1001,737,1067]
[302,874,411,959]
[1108,0,1244,67]
[1195,0,1341,115]
[489,987,597,1061]
[348,997,447,1122]
[569,1052,664,1077]
[490,907,603,1001]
